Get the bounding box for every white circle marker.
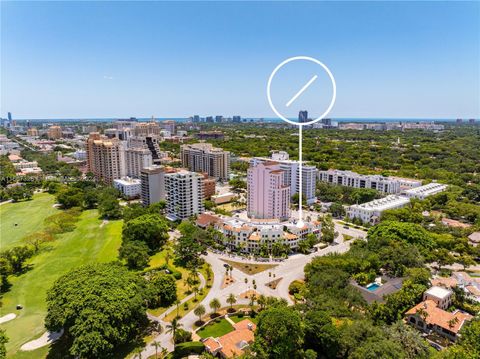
[266,56,336,227]
[267,56,336,126]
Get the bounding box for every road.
[138,224,364,358]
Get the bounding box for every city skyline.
[2,1,479,119]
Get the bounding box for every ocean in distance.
[18,117,470,123]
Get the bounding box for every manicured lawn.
[162,263,214,322]
[221,259,277,275]
[196,318,234,339]
[229,314,259,324]
[1,209,123,359]
[0,193,58,249]
[146,247,192,317]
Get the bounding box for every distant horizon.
[4,116,477,123]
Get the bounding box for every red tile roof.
[405,300,473,334]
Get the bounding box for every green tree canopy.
[122,214,169,251]
[45,262,150,358]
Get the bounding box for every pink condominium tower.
[247,161,291,221]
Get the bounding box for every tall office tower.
[165,170,204,220]
[125,148,153,178]
[47,125,63,139]
[161,120,176,135]
[298,110,308,123]
[86,133,124,184]
[215,115,223,123]
[193,115,200,123]
[321,118,332,126]
[232,116,241,123]
[206,116,214,123]
[247,161,291,221]
[7,112,12,122]
[250,151,317,204]
[180,143,230,181]
[133,122,161,136]
[140,165,166,206]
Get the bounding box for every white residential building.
[140,165,166,206]
[114,178,141,199]
[125,148,153,178]
[165,170,204,220]
[423,286,453,310]
[403,182,447,199]
[347,195,410,224]
[317,169,422,194]
[251,151,317,204]
[13,160,38,170]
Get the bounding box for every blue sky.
[1,1,479,119]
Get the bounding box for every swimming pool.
[366,283,380,291]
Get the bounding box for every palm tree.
[160,347,168,359]
[209,298,221,315]
[134,347,143,359]
[249,294,256,313]
[415,307,429,326]
[257,294,266,310]
[166,318,183,347]
[193,285,200,302]
[194,304,206,323]
[447,317,459,330]
[152,341,162,359]
[175,299,180,318]
[227,293,237,310]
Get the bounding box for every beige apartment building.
[133,122,161,136]
[181,143,230,181]
[47,125,62,139]
[86,133,124,184]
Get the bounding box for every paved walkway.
[138,233,357,358]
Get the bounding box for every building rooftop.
[425,286,452,300]
[113,178,141,186]
[405,300,473,334]
[349,195,410,211]
[404,182,447,196]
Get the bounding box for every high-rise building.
[86,133,124,184]
[125,148,153,178]
[215,115,223,123]
[140,165,166,206]
[128,136,164,164]
[161,120,176,135]
[181,143,230,181]
[250,151,317,204]
[298,111,308,123]
[133,122,161,136]
[202,173,216,199]
[47,125,63,139]
[247,161,290,221]
[206,116,214,123]
[193,115,201,123]
[27,128,39,136]
[232,116,241,123]
[165,170,204,220]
